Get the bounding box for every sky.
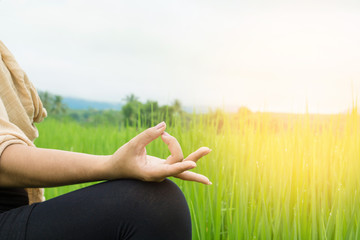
[1,0,360,113]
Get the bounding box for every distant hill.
[63,97,123,110]
[63,97,216,113]
[63,96,241,113]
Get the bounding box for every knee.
[84,179,192,239]
[105,178,188,211]
[142,178,187,204]
[115,179,192,239]
[94,178,189,212]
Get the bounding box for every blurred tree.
[38,91,52,111]
[51,95,68,115]
[123,94,139,103]
[38,91,190,128]
[39,91,67,116]
[172,99,183,117]
[173,99,181,112]
[141,100,159,126]
[237,106,252,115]
[122,94,142,126]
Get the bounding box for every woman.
[0,41,211,240]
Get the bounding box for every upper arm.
[0,98,31,159]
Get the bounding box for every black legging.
[4,179,192,239]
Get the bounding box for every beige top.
[0,40,47,204]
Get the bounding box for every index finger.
[130,122,166,149]
[161,132,184,164]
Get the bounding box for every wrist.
[94,155,113,181]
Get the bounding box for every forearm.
[0,144,109,188]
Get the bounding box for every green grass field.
[35,109,360,239]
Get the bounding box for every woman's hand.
[104,122,212,185]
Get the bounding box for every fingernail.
[190,162,197,168]
[208,181,212,185]
[162,132,170,136]
[155,121,165,129]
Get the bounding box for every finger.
[130,121,166,148]
[184,147,212,163]
[175,171,212,185]
[161,132,184,164]
[161,161,196,177]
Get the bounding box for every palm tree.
[121,94,141,126]
[39,91,52,111]
[172,99,183,117]
[173,99,182,112]
[51,95,67,115]
[123,94,139,103]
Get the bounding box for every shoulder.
[0,41,47,135]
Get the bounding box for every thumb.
[131,121,166,148]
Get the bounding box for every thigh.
[26,179,192,240]
[0,204,36,240]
